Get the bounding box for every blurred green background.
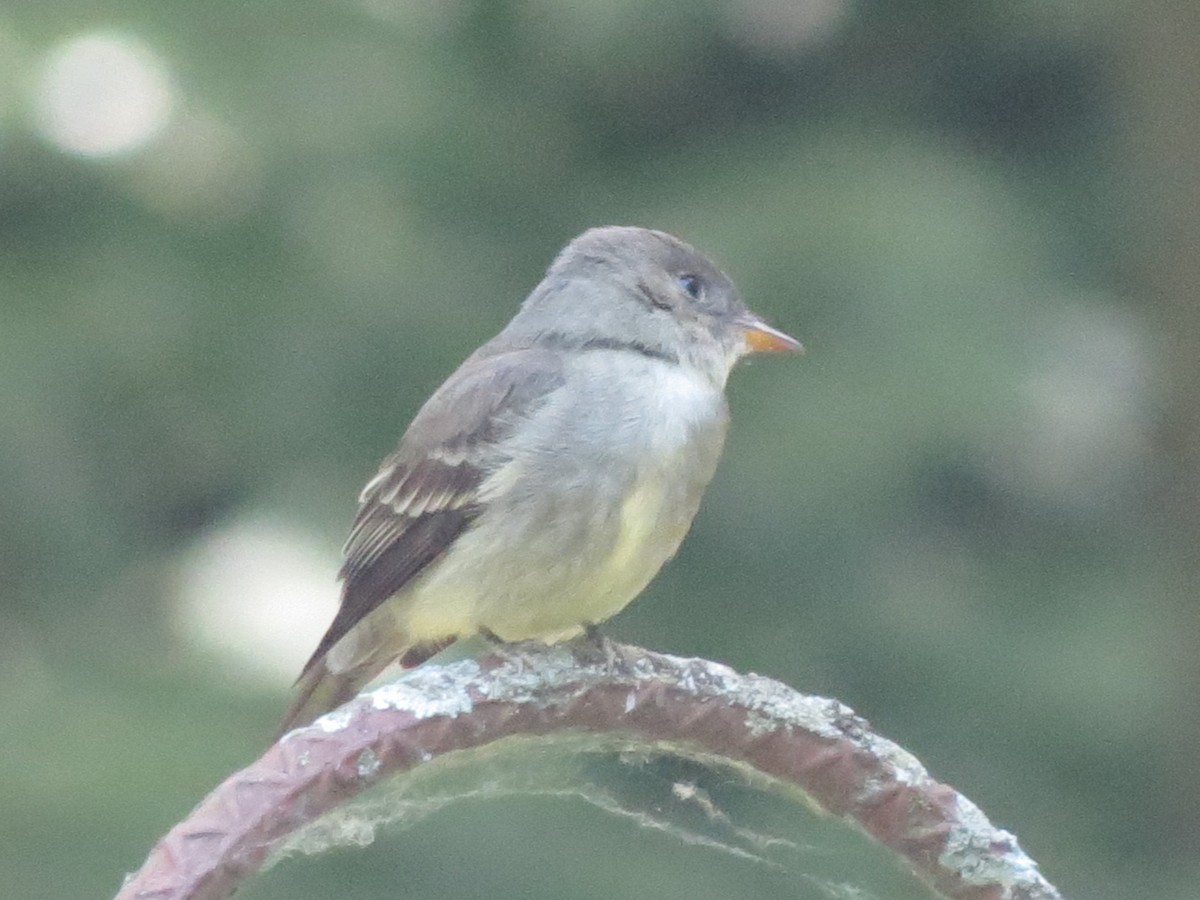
[3,1,1198,897]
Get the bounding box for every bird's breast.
[407,354,728,643]
[636,359,729,454]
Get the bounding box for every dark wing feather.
[298,347,566,677]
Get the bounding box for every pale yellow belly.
[398,470,689,645]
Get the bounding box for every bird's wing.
[298,347,566,677]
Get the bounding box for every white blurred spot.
[989,302,1157,512]
[723,0,849,56]
[34,32,174,158]
[175,517,339,687]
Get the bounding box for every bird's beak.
[738,313,803,354]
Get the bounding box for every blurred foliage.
[1,1,1196,898]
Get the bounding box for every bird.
[276,225,800,738]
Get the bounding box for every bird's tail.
[272,659,366,744]
[271,637,457,745]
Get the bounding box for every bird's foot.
[580,623,630,674]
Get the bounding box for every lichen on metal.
[115,641,1065,900]
[366,660,481,719]
[940,793,1043,896]
[308,703,355,734]
[355,749,381,779]
[728,672,852,742]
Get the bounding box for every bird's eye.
[677,273,703,300]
